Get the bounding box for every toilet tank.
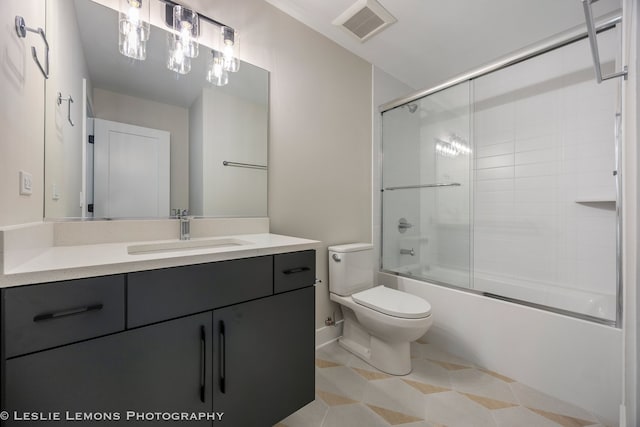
[328,243,374,296]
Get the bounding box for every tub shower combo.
[380,9,625,326]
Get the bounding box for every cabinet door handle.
[200,325,206,403]
[282,267,310,275]
[219,320,226,394]
[33,303,103,322]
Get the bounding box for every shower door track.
[379,11,621,113]
[380,269,617,327]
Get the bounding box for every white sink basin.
[128,238,251,255]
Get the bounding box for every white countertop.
[0,233,321,288]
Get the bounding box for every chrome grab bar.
[581,0,627,83]
[383,183,461,191]
[222,161,267,170]
[15,16,49,79]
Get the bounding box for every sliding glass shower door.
[380,27,619,324]
[381,82,472,289]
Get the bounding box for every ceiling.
[265,0,621,91]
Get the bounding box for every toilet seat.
[352,286,431,319]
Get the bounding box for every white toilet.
[328,243,432,375]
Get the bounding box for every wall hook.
[15,16,49,79]
[57,93,75,127]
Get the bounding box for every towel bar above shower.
[382,183,461,191]
[582,0,627,83]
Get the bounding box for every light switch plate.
[19,170,33,196]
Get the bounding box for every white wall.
[91,88,190,212]
[0,0,45,226]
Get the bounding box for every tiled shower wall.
[472,30,618,319]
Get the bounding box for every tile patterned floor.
[276,339,612,427]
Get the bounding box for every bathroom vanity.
[0,227,318,427]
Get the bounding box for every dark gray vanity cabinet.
[4,312,213,426]
[213,286,315,427]
[0,250,316,426]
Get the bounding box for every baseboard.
[315,320,344,349]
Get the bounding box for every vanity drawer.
[127,256,273,327]
[274,250,316,294]
[3,275,125,358]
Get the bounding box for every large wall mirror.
[44,0,268,219]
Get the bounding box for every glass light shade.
[119,0,150,60]
[172,5,199,58]
[220,26,240,72]
[166,34,191,75]
[206,50,229,86]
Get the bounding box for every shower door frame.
[379,12,624,328]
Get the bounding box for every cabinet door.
[4,312,213,426]
[213,287,315,426]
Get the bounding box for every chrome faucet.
[178,209,191,240]
[400,248,415,256]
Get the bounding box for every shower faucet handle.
[398,218,413,233]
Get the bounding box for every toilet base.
[338,310,412,376]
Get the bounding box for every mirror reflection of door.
[92,118,170,218]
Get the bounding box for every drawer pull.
[282,267,310,275]
[33,303,103,322]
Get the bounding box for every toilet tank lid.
[328,243,373,253]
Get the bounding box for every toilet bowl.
[328,243,432,375]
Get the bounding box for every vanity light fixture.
[119,0,150,60]
[206,50,229,86]
[118,0,243,83]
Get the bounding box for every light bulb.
[173,5,199,58]
[220,27,240,72]
[207,50,229,86]
[119,0,149,60]
[167,33,191,74]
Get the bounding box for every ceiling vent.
[332,0,396,43]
